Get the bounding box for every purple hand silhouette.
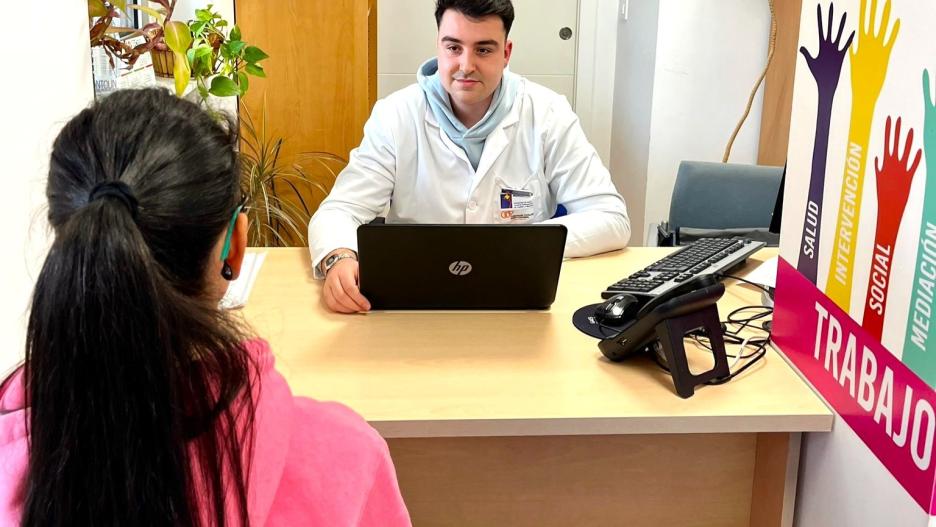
[796,3,855,284]
[800,3,855,96]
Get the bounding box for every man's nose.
[459,53,476,75]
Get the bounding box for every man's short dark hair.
[435,0,515,37]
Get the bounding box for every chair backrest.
[668,161,783,231]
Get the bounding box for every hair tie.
[89,181,139,219]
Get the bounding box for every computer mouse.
[594,293,641,323]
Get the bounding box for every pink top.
[0,339,411,526]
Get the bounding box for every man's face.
[436,9,512,112]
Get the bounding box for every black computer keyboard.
[601,237,766,299]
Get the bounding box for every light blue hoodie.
[417,57,519,171]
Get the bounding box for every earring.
[221,263,234,281]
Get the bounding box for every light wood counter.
[243,248,829,436]
[243,247,830,527]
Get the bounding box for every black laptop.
[357,224,567,309]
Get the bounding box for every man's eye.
[478,48,492,55]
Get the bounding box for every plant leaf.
[191,45,213,74]
[228,40,247,57]
[230,24,241,42]
[190,20,207,37]
[164,21,192,55]
[243,46,269,63]
[245,63,266,78]
[219,41,233,61]
[172,51,191,96]
[89,16,111,42]
[111,0,127,12]
[88,0,108,18]
[209,75,240,97]
[127,3,165,24]
[237,71,249,93]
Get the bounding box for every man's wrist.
[321,249,358,276]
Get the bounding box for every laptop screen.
[357,224,567,309]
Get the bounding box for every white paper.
[741,255,778,289]
[220,251,267,309]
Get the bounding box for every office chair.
[650,161,783,246]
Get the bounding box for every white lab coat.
[308,78,630,277]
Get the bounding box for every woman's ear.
[225,213,249,280]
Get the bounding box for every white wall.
[612,0,771,243]
[795,424,929,526]
[575,0,621,168]
[609,0,660,242]
[377,0,579,106]
[170,0,234,27]
[0,2,93,374]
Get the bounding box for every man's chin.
[451,93,488,106]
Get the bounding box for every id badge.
[499,187,534,220]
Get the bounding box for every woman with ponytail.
[0,88,410,526]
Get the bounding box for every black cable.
[705,345,768,385]
[706,304,772,383]
[654,303,772,384]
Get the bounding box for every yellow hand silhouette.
[850,0,900,107]
[825,0,900,310]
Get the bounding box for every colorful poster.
[774,0,936,513]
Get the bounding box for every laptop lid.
[357,224,567,309]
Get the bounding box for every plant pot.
[150,48,174,78]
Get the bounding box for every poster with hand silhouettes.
[774,0,936,513]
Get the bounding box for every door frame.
[574,0,619,167]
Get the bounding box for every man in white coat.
[309,0,630,313]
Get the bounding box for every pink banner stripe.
[774,257,936,513]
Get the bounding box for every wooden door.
[235,0,377,230]
[758,0,803,166]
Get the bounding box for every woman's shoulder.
[246,337,388,469]
[247,339,409,525]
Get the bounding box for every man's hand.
[323,257,371,313]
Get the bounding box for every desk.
[243,248,831,527]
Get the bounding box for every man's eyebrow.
[440,36,500,47]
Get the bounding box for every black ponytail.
[22,89,254,527]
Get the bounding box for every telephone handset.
[634,274,719,319]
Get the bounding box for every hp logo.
[448,261,473,276]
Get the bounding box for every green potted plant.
[239,102,345,246]
[90,2,334,247]
[184,5,269,104]
[89,1,267,102]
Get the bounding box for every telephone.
[598,274,723,361]
[595,274,730,398]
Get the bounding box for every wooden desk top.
[242,248,832,438]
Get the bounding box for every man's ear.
[504,39,513,65]
[225,213,249,280]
